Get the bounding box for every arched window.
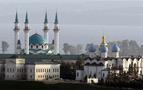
[31,45,33,49]
[102,73,105,77]
[36,45,38,49]
[42,45,44,49]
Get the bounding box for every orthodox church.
[13,12,60,55]
[76,36,143,83]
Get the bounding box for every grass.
[0,81,141,90]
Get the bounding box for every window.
[36,45,38,49]
[7,68,9,72]
[77,72,79,77]
[10,68,12,72]
[30,69,32,73]
[31,45,33,49]
[103,73,105,77]
[30,75,32,78]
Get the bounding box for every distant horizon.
[0,0,143,53]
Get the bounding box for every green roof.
[0,54,87,61]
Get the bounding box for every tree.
[63,43,70,54]
[1,41,9,54]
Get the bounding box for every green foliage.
[60,62,76,80]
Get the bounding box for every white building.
[13,12,60,55]
[0,57,60,81]
[76,36,143,83]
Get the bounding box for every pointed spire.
[101,36,107,45]
[44,11,48,24]
[15,12,19,23]
[54,12,58,24]
[25,12,29,24]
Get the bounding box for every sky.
[0,0,143,53]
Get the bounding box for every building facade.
[76,36,143,83]
[0,57,60,81]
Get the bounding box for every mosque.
[14,12,60,55]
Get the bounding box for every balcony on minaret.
[43,26,49,32]
[14,26,19,32]
[53,25,59,32]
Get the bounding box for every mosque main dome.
[29,33,44,45]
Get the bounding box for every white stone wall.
[0,58,60,81]
[34,64,60,81]
[26,64,60,81]
[26,65,35,80]
[4,58,26,80]
[76,70,84,80]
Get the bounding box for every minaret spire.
[15,12,19,24]
[43,11,49,44]
[14,12,20,54]
[24,12,30,54]
[53,12,60,54]
[44,11,48,24]
[25,12,29,24]
[54,12,58,24]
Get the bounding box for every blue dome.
[29,33,44,45]
[112,44,120,52]
[88,44,96,52]
[100,45,108,53]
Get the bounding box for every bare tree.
[1,41,9,54]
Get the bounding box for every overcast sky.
[0,0,143,53]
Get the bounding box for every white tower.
[17,40,21,54]
[23,12,30,54]
[13,12,20,54]
[99,36,108,58]
[53,12,60,54]
[112,44,120,58]
[43,12,49,43]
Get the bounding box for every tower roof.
[29,33,44,45]
[101,36,107,45]
[54,12,58,24]
[44,12,48,24]
[112,44,120,52]
[88,44,96,52]
[25,12,29,24]
[100,45,108,53]
[14,12,19,23]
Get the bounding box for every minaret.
[99,36,108,58]
[43,12,49,43]
[23,12,30,54]
[13,12,20,54]
[17,40,21,54]
[53,12,60,54]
